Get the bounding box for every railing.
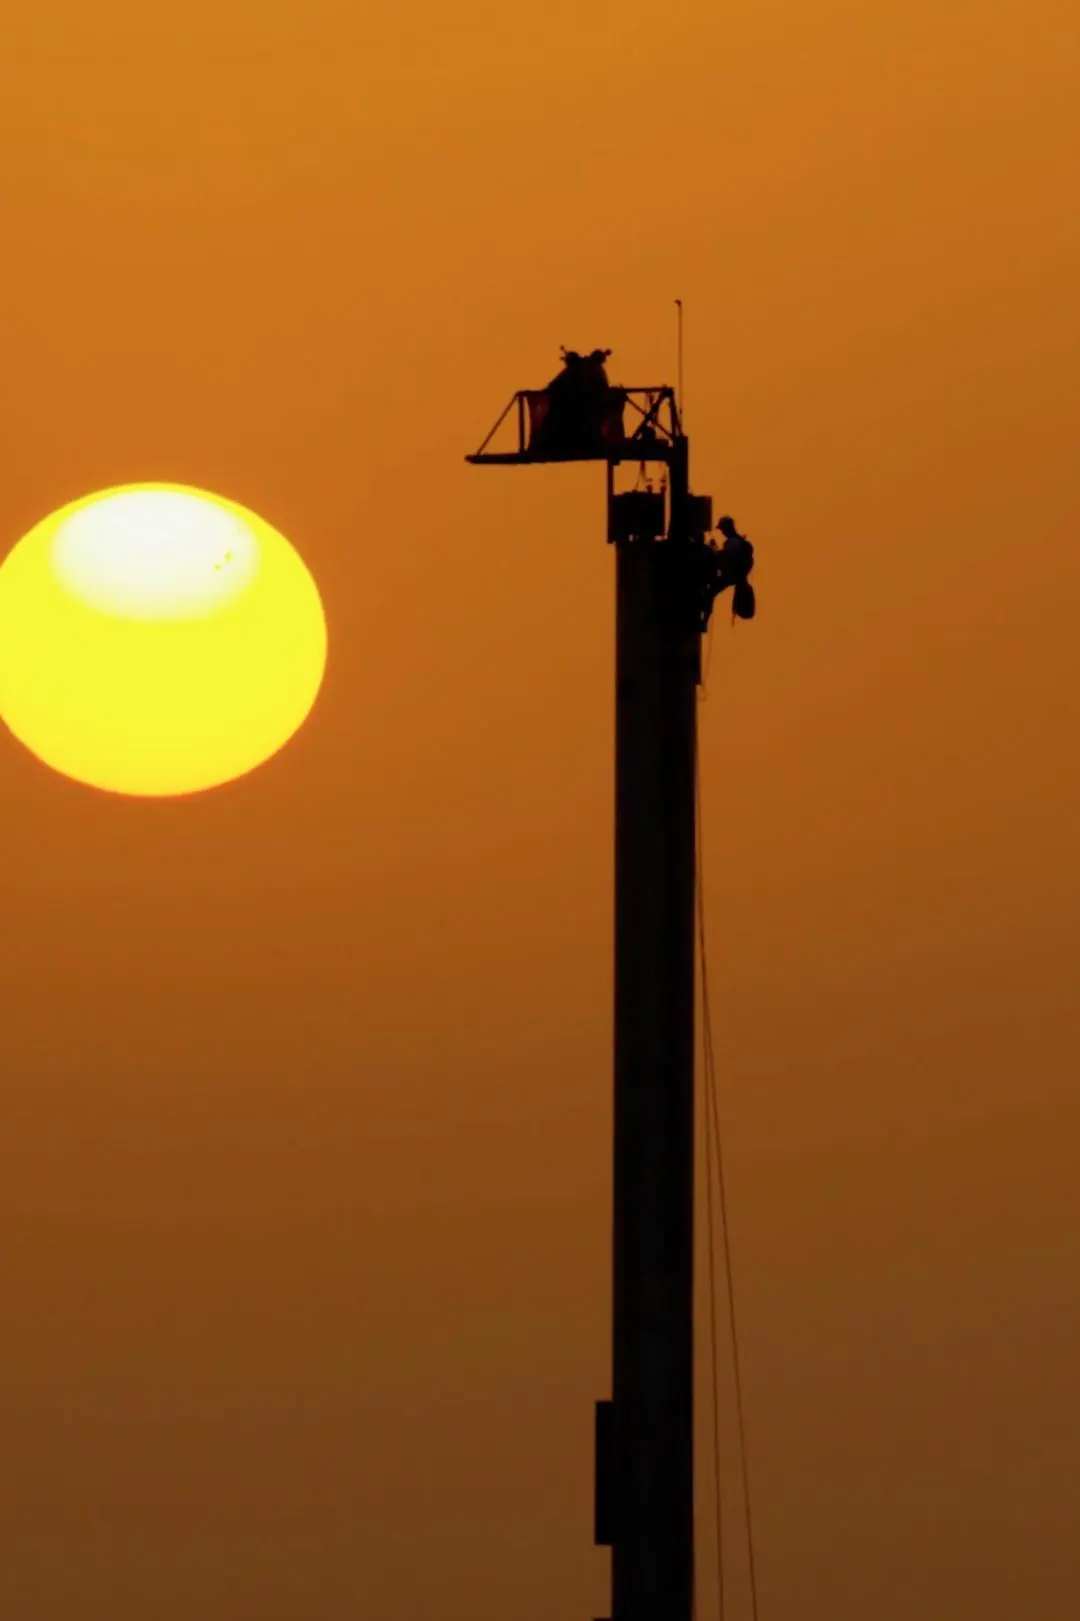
[466,385,682,465]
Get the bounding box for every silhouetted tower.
[467,347,753,1621]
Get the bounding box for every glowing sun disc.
[0,483,328,797]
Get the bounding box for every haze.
[0,2,1078,1618]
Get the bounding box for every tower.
[467,346,752,1621]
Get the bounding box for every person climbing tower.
[716,516,756,620]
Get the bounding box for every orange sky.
[1,2,1078,1617]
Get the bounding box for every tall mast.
[467,350,751,1621]
[607,427,697,1621]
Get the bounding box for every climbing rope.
[695,712,762,1621]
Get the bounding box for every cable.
[695,725,762,1621]
[696,742,724,1618]
[701,905,726,1621]
[701,616,716,698]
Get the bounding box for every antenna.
[675,298,685,426]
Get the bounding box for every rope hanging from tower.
[696,668,762,1621]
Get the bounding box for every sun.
[0,483,327,797]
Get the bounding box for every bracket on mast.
[466,385,683,466]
